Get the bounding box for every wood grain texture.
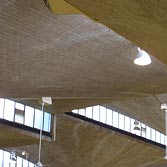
[106,95,165,133]
[13,94,166,135]
[1,1,167,166]
[65,0,167,64]
[0,0,167,100]
[12,114,166,167]
[0,123,38,148]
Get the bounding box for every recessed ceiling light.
[134,47,152,66]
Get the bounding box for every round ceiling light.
[134,47,152,66]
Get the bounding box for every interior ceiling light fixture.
[22,151,29,160]
[134,120,141,131]
[134,47,152,66]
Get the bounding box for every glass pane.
[72,109,78,114]
[146,126,151,140]
[79,109,85,116]
[0,149,3,167]
[106,109,112,126]
[0,98,4,118]
[119,114,125,130]
[15,108,24,124]
[29,162,35,167]
[15,103,25,124]
[160,133,165,145]
[141,123,146,137]
[34,109,43,130]
[24,106,34,127]
[3,151,10,167]
[15,102,24,110]
[156,131,161,143]
[113,111,118,128]
[43,112,51,132]
[4,99,15,121]
[22,159,28,167]
[16,156,23,167]
[86,107,93,119]
[165,135,167,146]
[124,116,130,132]
[10,161,16,167]
[99,106,106,124]
[93,105,100,121]
[151,129,156,141]
[130,118,136,134]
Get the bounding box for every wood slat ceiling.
[15,94,166,134]
[65,0,167,65]
[1,1,167,166]
[12,114,166,167]
[0,0,167,99]
[0,123,38,148]
[106,95,166,133]
[0,0,167,140]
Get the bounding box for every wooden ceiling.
[48,0,80,14]
[12,115,166,167]
[107,95,166,133]
[0,123,38,148]
[1,1,167,166]
[64,0,167,65]
[15,94,166,134]
[0,0,167,100]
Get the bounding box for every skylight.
[0,149,35,167]
[72,105,166,146]
[0,99,52,133]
